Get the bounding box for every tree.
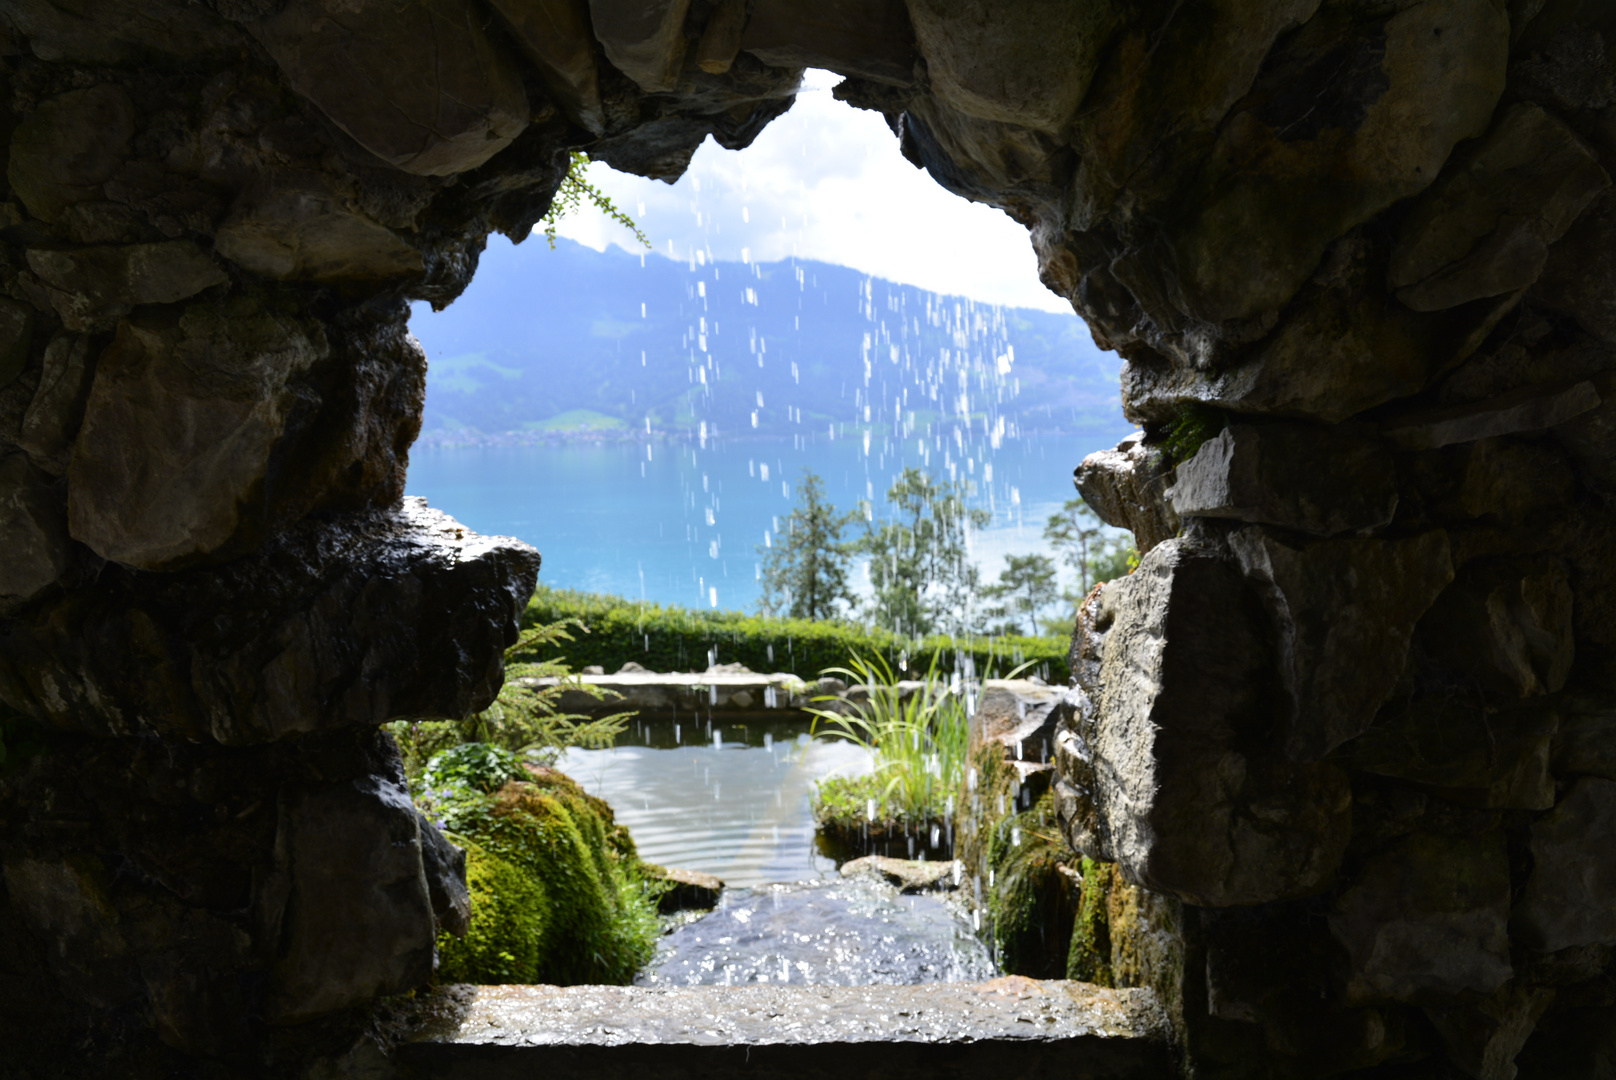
[1044,497,1137,598]
[982,553,1059,637]
[757,470,859,621]
[861,468,991,638]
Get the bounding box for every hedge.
[521,585,1072,684]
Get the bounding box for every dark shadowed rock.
[906,0,1114,131]
[0,299,34,389]
[0,451,70,613]
[15,333,94,475]
[26,242,228,332]
[1425,986,1555,1080]
[741,0,915,86]
[214,174,424,284]
[254,0,530,177]
[1331,831,1513,1004]
[1350,696,1558,810]
[2,0,246,65]
[589,0,692,93]
[1383,378,1605,450]
[487,0,606,133]
[1073,432,1178,554]
[1514,779,1616,954]
[1550,698,1616,781]
[0,499,540,743]
[1088,540,1351,906]
[6,85,135,223]
[262,773,436,1023]
[1231,527,1453,761]
[1416,559,1576,702]
[67,299,424,570]
[1390,104,1610,311]
[417,812,471,939]
[1169,422,1398,537]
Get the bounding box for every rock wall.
[1,0,1613,1076]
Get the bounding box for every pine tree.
[982,553,1059,636]
[861,467,990,638]
[757,470,858,621]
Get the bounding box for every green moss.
[437,839,549,983]
[431,767,659,985]
[984,791,1080,979]
[1161,403,1226,465]
[1066,857,1114,986]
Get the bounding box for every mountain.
[408,237,1122,444]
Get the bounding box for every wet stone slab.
[396,978,1171,1079]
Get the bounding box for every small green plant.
[389,617,635,781]
[540,152,650,250]
[808,653,969,853]
[1161,403,1226,464]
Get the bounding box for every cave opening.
[2,2,1615,1078]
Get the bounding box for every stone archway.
[2,1,1614,1076]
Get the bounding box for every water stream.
[554,717,997,987]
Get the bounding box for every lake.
[403,426,1133,613]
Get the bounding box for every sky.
[553,69,1074,314]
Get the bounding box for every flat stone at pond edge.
[650,866,724,913]
[840,856,961,893]
[397,979,1171,1078]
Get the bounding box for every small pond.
[554,715,873,888]
[554,715,997,987]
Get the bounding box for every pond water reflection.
[554,716,873,888]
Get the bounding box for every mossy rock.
[436,766,659,985]
[984,790,1080,979]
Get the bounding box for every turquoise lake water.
[403,426,1132,613]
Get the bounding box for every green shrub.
[809,653,968,857]
[522,584,1070,683]
[427,759,660,985]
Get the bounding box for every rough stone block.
[2,0,245,65]
[649,866,724,912]
[6,85,135,223]
[262,774,436,1023]
[588,0,693,93]
[1330,831,1513,1004]
[1417,560,1576,703]
[254,0,530,177]
[1383,378,1604,450]
[0,298,34,388]
[26,241,228,332]
[0,499,541,744]
[417,811,471,939]
[692,0,746,75]
[214,174,423,284]
[1230,527,1454,761]
[1550,698,1616,781]
[1166,0,1508,326]
[1350,696,1558,810]
[1425,986,1555,1080]
[0,451,71,614]
[1088,539,1351,906]
[67,298,423,570]
[1513,779,1616,953]
[741,0,915,86]
[1390,104,1610,311]
[1534,186,1616,345]
[1169,422,1397,537]
[1073,431,1179,554]
[15,333,94,476]
[487,0,606,133]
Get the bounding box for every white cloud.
[554,69,1074,313]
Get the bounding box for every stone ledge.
[393,980,1171,1078]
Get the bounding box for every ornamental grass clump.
[808,653,969,859]
[416,743,660,985]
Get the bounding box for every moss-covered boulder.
[423,747,659,985]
